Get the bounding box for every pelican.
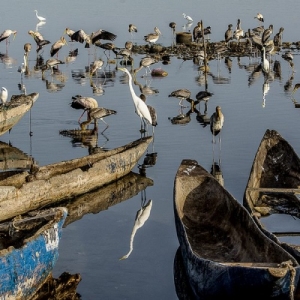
[144,27,161,44]
[50,36,67,57]
[0,87,8,104]
[254,13,264,23]
[80,107,117,133]
[90,59,104,77]
[210,106,224,141]
[70,95,99,122]
[34,10,46,22]
[262,24,273,45]
[28,30,50,53]
[0,30,17,45]
[168,89,191,107]
[118,67,153,132]
[273,27,284,47]
[134,56,158,77]
[120,199,152,260]
[182,13,193,23]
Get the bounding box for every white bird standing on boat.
[118,67,153,132]
[34,10,46,22]
[0,87,8,104]
[182,13,193,23]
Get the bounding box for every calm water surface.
[2,0,300,299]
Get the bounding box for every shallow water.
[1,0,300,299]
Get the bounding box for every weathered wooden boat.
[0,93,39,136]
[174,159,300,299]
[0,207,67,299]
[31,271,81,300]
[60,171,153,227]
[244,129,300,264]
[0,136,152,222]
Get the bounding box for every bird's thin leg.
[78,109,87,123]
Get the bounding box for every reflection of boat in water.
[0,93,39,136]
[174,159,300,299]
[0,207,67,299]
[120,196,153,260]
[0,141,34,179]
[244,129,300,264]
[61,171,153,227]
[32,271,81,300]
[0,136,152,222]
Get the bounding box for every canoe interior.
[175,159,296,265]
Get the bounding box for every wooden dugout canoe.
[174,159,300,299]
[244,129,300,264]
[0,93,39,136]
[0,207,67,299]
[0,136,152,222]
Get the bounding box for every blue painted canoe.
[0,207,67,299]
[174,159,300,299]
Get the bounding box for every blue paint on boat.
[0,207,67,299]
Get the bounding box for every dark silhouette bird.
[196,91,214,102]
[273,27,284,47]
[169,22,176,36]
[28,30,50,53]
[225,24,233,43]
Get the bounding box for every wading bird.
[262,24,273,45]
[118,67,153,133]
[80,107,117,133]
[24,43,32,59]
[42,58,65,75]
[28,30,50,53]
[34,10,46,22]
[273,27,284,47]
[134,56,158,77]
[95,42,115,58]
[168,89,191,107]
[70,95,99,123]
[182,13,193,23]
[196,91,214,102]
[50,36,67,57]
[0,87,8,104]
[140,93,157,134]
[0,30,17,46]
[85,29,117,48]
[169,22,176,36]
[90,58,104,78]
[129,24,137,38]
[225,24,233,44]
[144,27,161,45]
[210,105,224,143]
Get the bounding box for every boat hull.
[174,159,299,299]
[0,207,67,299]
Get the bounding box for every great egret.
[80,107,117,133]
[50,36,67,57]
[70,95,99,122]
[0,87,8,104]
[182,13,193,23]
[144,27,161,44]
[118,67,153,132]
[168,89,191,107]
[34,10,46,22]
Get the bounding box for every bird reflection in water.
[169,107,192,125]
[138,138,157,176]
[35,21,46,32]
[0,51,17,69]
[134,77,159,96]
[262,79,270,108]
[211,160,224,187]
[120,191,153,260]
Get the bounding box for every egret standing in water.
[118,67,153,133]
[182,13,193,23]
[34,10,46,22]
[261,46,270,75]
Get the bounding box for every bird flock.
[2,10,300,140]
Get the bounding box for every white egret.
[34,10,46,22]
[118,67,153,132]
[182,13,193,23]
[0,87,8,104]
